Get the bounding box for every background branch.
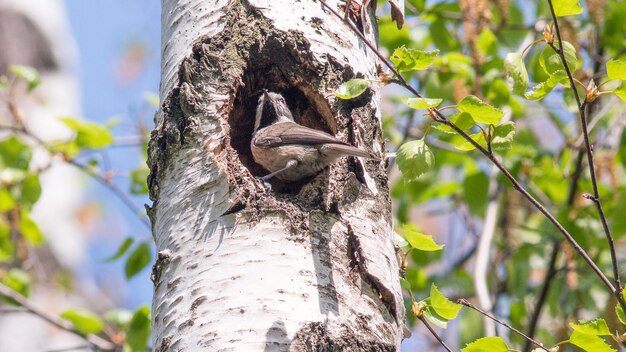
[546,0,624,309]
[0,283,116,351]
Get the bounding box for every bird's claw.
[258,176,273,191]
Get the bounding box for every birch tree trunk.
[149,1,404,350]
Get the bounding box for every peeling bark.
[150,0,404,350]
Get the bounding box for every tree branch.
[546,0,624,311]
[417,315,454,352]
[0,283,116,351]
[67,159,151,229]
[458,298,550,352]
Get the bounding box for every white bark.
[151,1,404,350]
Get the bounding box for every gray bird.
[251,90,378,183]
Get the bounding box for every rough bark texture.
[149,0,404,350]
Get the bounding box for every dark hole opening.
[228,64,334,190]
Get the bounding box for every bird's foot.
[258,176,273,191]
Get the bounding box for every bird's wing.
[253,122,351,147]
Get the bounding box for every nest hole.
[228,64,335,189]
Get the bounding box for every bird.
[250,90,379,183]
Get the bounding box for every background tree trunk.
[0,0,88,350]
[149,0,404,350]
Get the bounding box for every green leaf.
[59,117,114,150]
[429,19,460,52]
[0,75,8,90]
[569,330,616,352]
[433,52,475,80]
[504,53,529,95]
[61,308,104,335]
[0,220,14,262]
[8,65,41,91]
[0,189,15,211]
[430,284,462,319]
[396,139,435,181]
[0,136,32,170]
[607,59,626,81]
[433,112,475,134]
[491,122,516,151]
[390,46,439,72]
[1,269,30,299]
[455,131,487,151]
[400,277,411,290]
[612,83,626,102]
[125,306,151,352]
[130,166,150,195]
[569,319,611,336]
[105,237,135,262]
[524,73,562,100]
[125,242,152,279]
[463,171,488,216]
[405,97,443,109]
[457,95,504,125]
[540,42,577,80]
[616,302,626,325]
[400,226,444,251]
[414,181,461,203]
[477,29,497,56]
[334,79,369,100]
[553,0,583,17]
[20,174,41,207]
[19,209,43,245]
[462,336,509,352]
[423,303,450,328]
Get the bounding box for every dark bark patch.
[347,224,397,323]
[290,322,396,352]
[155,335,171,352]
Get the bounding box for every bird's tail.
[325,144,381,161]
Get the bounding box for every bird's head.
[254,90,294,132]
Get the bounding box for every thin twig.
[67,159,151,229]
[0,283,116,351]
[524,146,586,348]
[318,0,620,312]
[458,298,550,352]
[417,315,454,352]
[546,0,624,308]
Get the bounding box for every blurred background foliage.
[379,0,626,350]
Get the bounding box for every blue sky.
[65,0,161,308]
